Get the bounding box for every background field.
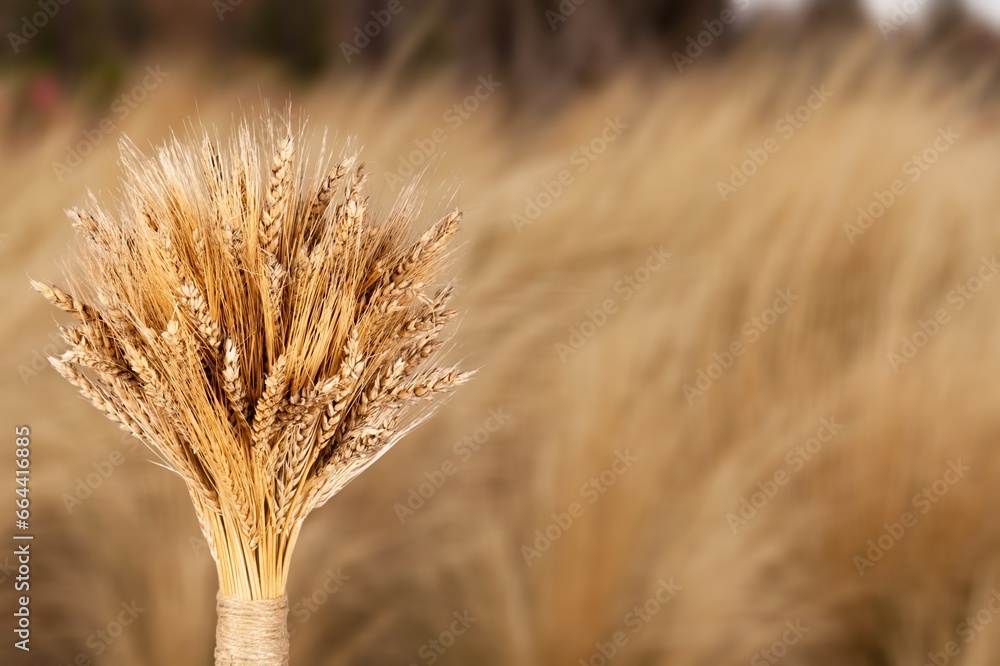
[4,2,1000,665]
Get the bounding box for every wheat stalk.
[33,117,470,666]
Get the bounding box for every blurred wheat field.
[5,35,1000,665]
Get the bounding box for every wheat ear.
[34,118,468,666]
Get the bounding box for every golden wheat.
[32,116,470,665]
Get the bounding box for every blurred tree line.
[0,0,865,89]
[2,0,997,122]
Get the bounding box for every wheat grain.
[308,160,346,223]
[31,279,95,321]
[260,134,294,257]
[34,117,467,666]
[223,338,250,426]
[67,208,100,244]
[251,353,289,456]
[179,282,223,351]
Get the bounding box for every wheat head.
[33,116,469,663]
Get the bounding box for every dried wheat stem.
[35,118,468,666]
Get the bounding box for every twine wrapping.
[215,593,290,666]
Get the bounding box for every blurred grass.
[5,31,1000,666]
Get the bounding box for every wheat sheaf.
[33,117,469,665]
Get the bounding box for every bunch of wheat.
[32,118,469,665]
